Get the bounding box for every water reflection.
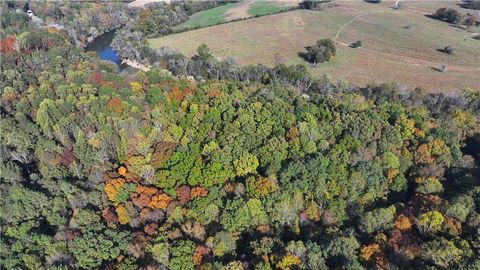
[86,30,128,72]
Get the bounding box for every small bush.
[441,46,455,55]
[351,40,362,48]
[435,8,463,24]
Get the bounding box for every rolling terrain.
[150,1,480,92]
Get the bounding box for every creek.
[86,30,128,72]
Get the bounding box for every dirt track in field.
[150,1,480,92]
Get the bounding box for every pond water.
[86,30,128,72]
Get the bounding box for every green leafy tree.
[305,242,328,270]
[220,198,250,232]
[234,152,259,176]
[446,195,474,222]
[146,87,166,105]
[246,199,269,226]
[74,209,103,233]
[149,242,170,266]
[169,240,195,270]
[359,205,396,234]
[325,235,361,266]
[70,230,130,269]
[251,237,274,257]
[382,152,400,169]
[422,238,465,268]
[416,211,444,233]
[416,177,443,194]
[192,43,213,61]
[212,231,238,257]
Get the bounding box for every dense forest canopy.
[1,1,480,270]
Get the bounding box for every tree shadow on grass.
[298,46,316,65]
[298,51,309,62]
[424,14,438,20]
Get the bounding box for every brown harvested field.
[149,1,480,92]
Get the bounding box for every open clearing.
[127,0,170,8]
[172,1,299,31]
[152,1,480,92]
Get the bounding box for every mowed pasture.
[172,1,299,31]
[151,1,480,92]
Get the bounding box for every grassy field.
[172,1,298,31]
[247,1,297,16]
[153,1,480,92]
[172,3,238,31]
